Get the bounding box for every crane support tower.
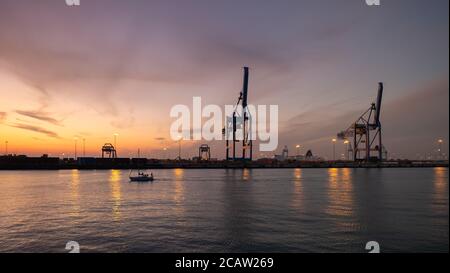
[337,83,386,162]
[198,144,211,161]
[223,67,253,161]
[102,143,117,158]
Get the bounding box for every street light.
[113,133,119,149]
[82,138,86,157]
[438,139,443,159]
[344,140,350,160]
[332,139,337,161]
[74,137,78,159]
[296,145,300,157]
[177,134,182,160]
[4,140,8,155]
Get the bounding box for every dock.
[0,155,447,170]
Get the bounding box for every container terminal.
[1,68,447,170]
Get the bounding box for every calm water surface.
[0,168,448,253]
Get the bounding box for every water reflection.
[173,169,185,217]
[109,170,122,221]
[174,168,184,180]
[432,167,448,216]
[291,168,303,210]
[242,168,251,181]
[222,169,253,250]
[0,169,448,252]
[326,168,354,218]
[70,169,80,217]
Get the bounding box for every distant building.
[273,147,323,161]
[274,145,289,161]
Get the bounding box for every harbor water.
[0,168,448,253]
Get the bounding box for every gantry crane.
[223,67,253,161]
[337,83,386,162]
[198,144,211,161]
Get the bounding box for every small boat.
[129,171,154,182]
[129,149,154,182]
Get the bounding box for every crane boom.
[242,67,249,109]
[374,82,383,126]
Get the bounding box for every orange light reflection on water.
[173,169,186,218]
[291,168,303,210]
[242,169,250,181]
[69,169,80,217]
[432,167,448,216]
[109,170,122,221]
[326,168,354,219]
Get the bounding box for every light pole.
[113,133,119,149]
[296,144,300,158]
[344,140,350,160]
[4,140,8,155]
[83,138,86,157]
[177,135,182,160]
[438,139,443,160]
[332,139,337,161]
[74,138,78,159]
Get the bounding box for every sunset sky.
[0,0,448,159]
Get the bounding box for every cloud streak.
[10,123,60,139]
[15,110,62,126]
